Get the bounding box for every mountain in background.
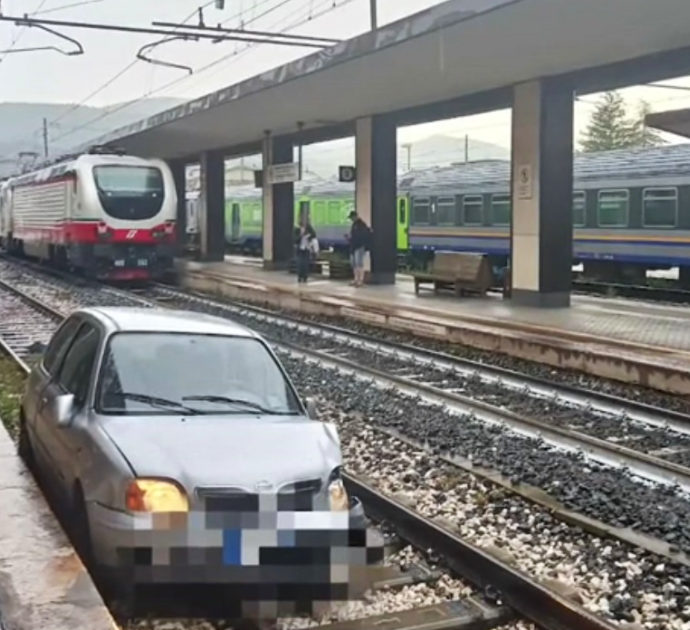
[221,133,509,180]
[0,98,185,177]
[0,99,510,179]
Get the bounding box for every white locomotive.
[0,146,177,281]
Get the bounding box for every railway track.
[139,285,690,477]
[0,274,615,630]
[0,260,689,626]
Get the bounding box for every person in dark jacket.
[347,211,371,287]
[294,219,316,283]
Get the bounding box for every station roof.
[646,108,690,139]
[83,0,690,160]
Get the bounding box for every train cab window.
[93,165,164,221]
[491,194,511,226]
[462,195,483,225]
[597,189,629,227]
[412,197,431,225]
[436,196,456,226]
[573,191,586,227]
[643,188,678,228]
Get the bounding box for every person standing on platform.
[347,211,371,287]
[295,219,317,284]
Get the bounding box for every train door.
[397,196,409,251]
[231,202,241,241]
[299,200,310,226]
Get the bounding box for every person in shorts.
[347,212,371,287]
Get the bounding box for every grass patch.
[0,357,28,441]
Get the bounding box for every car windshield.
[96,332,301,416]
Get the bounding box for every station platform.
[0,423,116,630]
[176,256,690,396]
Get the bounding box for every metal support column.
[262,136,295,270]
[168,159,187,253]
[355,115,397,284]
[510,78,574,307]
[198,150,225,262]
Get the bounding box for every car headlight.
[126,479,189,513]
[328,467,349,511]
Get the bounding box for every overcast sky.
[2,0,690,153]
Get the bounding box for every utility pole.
[370,0,377,29]
[42,118,48,158]
[464,134,469,163]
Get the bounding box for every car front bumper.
[88,497,383,591]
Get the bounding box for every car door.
[25,315,82,471]
[37,320,101,497]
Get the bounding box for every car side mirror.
[305,398,319,420]
[50,393,75,428]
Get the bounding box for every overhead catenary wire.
[0,0,49,62]
[49,0,353,145]
[27,0,296,140]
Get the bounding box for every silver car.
[20,307,380,615]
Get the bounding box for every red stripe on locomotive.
[13,221,176,245]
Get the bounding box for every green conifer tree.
[580,91,638,152]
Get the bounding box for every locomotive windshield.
[93,165,164,221]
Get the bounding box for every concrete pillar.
[355,115,397,284]
[168,160,187,253]
[262,135,294,270]
[510,78,574,307]
[198,150,225,262]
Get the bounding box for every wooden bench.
[412,251,493,297]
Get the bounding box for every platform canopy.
[646,108,690,139]
[81,0,690,160]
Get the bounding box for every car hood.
[101,415,342,491]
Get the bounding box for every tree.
[580,91,638,152]
[629,100,666,148]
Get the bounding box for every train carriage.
[188,143,690,288]
[0,147,177,281]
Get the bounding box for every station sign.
[267,162,300,184]
[516,163,533,200]
[339,165,356,182]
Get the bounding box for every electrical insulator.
[215,0,225,8]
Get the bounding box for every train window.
[597,190,629,227]
[436,196,456,226]
[398,199,407,224]
[491,194,511,226]
[462,195,483,225]
[643,188,678,228]
[93,165,164,221]
[412,197,431,225]
[573,191,586,227]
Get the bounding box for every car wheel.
[17,411,34,467]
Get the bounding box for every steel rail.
[0,274,524,630]
[152,283,690,429]
[344,474,618,630]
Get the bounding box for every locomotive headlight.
[126,479,189,513]
[328,467,348,511]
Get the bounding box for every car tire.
[17,411,34,468]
